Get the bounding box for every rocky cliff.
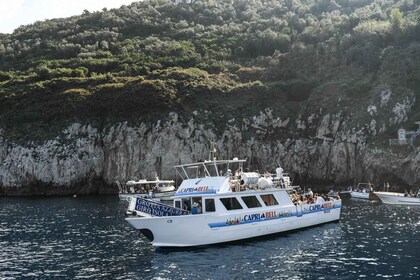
[1,91,419,195]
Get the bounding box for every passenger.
[192,202,202,214]
[306,196,314,204]
[183,202,190,211]
[276,166,284,187]
[368,181,374,192]
[196,202,202,214]
[307,188,314,197]
[225,169,233,177]
[316,195,325,204]
[290,190,300,205]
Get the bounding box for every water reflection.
[147,222,343,279]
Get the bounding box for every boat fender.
[132,211,137,216]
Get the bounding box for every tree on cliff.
[0,0,418,142]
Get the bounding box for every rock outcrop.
[1,102,419,195]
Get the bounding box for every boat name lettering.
[243,213,262,222]
[309,205,322,211]
[322,202,333,208]
[265,211,277,218]
[229,211,293,225]
[134,197,189,216]
[307,202,335,212]
[179,186,210,193]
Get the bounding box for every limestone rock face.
[0,124,105,195]
[0,106,419,195]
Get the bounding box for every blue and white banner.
[175,185,216,196]
[135,197,189,217]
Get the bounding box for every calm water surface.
[0,196,419,279]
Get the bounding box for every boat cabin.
[172,190,293,216]
[171,158,292,215]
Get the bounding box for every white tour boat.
[374,191,420,205]
[349,183,375,200]
[124,158,342,247]
[116,178,176,201]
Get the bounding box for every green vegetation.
[0,0,419,142]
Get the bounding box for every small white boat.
[116,178,177,202]
[374,191,420,205]
[349,183,374,200]
[350,191,370,199]
[124,157,342,247]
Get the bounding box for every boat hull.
[350,191,370,200]
[126,203,341,247]
[374,192,420,205]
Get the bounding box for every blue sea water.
[0,196,419,279]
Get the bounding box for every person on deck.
[276,166,284,187]
[307,188,314,197]
[316,194,325,204]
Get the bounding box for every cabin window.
[174,200,181,209]
[205,199,216,212]
[220,197,243,210]
[182,198,191,211]
[241,196,262,208]
[260,194,279,206]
